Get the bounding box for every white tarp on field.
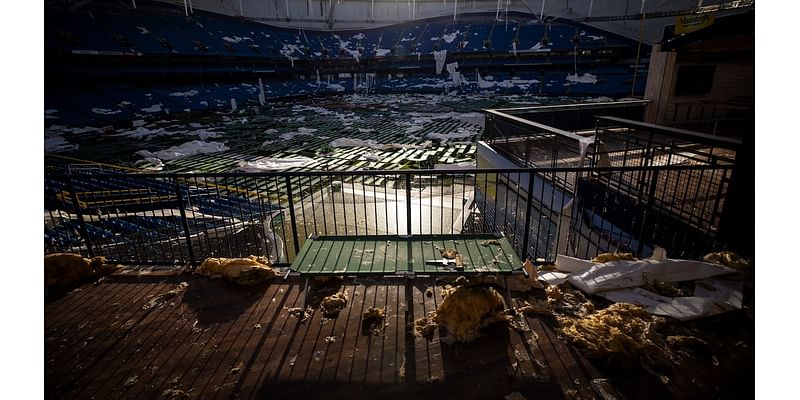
[238,156,314,171]
[136,140,228,161]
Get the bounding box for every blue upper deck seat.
[489,21,519,54]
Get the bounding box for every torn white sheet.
[433,50,447,75]
[598,277,744,321]
[566,73,598,84]
[555,254,594,272]
[141,104,163,113]
[169,90,199,97]
[137,140,228,161]
[91,108,121,115]
[537,271,571,286]
[567,259,734,295]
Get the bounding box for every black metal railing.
[44,163,739,269]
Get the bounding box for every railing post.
[637,168,660,256]
[405,173,412,236]
[285,176,300,254]
[66,174,95,258]
[520,171,535,261]
[174,177,197,270]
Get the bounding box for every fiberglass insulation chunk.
[557,303,665,366]
[320,291,349,318]
[433,285,505,343]
[45,253,114,288]
[196,256,275,285]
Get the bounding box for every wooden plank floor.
[46,273,602,400]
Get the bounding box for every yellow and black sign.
[675,12,715,35]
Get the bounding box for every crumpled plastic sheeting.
[558,303,666,366]
[567,259,734,295]
[433,284,505,343]
[196,256,275,285]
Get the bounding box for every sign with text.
[675,13,715,35]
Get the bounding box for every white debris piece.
[91,108,122,115]
[141,104,163,113]
[566,73,598,84]
[433,50,447,75]
[567,259,734,295]
[238,156,314,171]
[137,140,228,161]
[442,30,460,43]
[169,90,199,97]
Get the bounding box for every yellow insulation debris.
[197,256,275,285]
[361,307,386,336]
[558,303,665,366]
[440,248,459,259]
[433,284,505,343]
[703,251,751,270]
[592,252,635,263]
[320,290,348,318]
[45,253,116,289]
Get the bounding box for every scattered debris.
[426,375,440,383]
[196,256,275,285]
[44,253,118,289]
[666,335,708,349]
[254,323,262,329]
[361,307,386,336]
[161,389,190,399]
[320,290,349,318]
[643,275,692,297]
[538,263,558,272]
[481,239,502,247]
[288,354,298,366]
[546,285,564,302]
[703,251,751,270]
[592,252,635,263]
[228,363,243,375]
[398,355,406,379]
[143,282,189,310]
[557,303,666,366]
[124,375,139,388]
[515,299,552,316]
[590,378,621,400]
[314,350,325,361]
[288,307,312,322]
[434,283,505,343]
[414,311,438,339]
[324,336,337,344]
[440,248,459,259]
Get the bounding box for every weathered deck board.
[45,273,752,400]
